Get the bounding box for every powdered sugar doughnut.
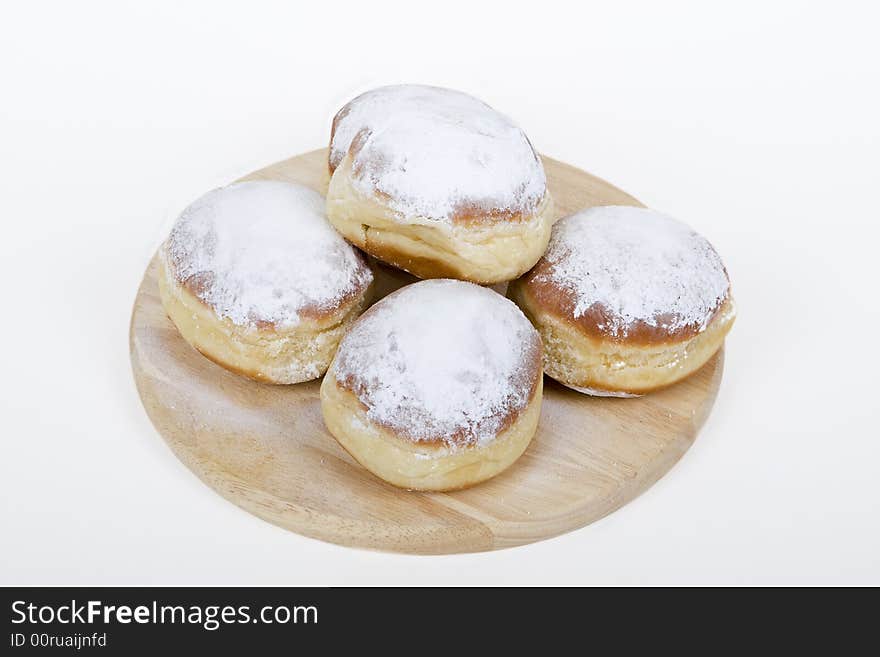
[320,279,543,491]
[159,180,373,384]
[326,85,554,284]
[508,206,736,395]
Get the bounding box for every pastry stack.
[159,84,736,491]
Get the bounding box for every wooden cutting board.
[130,149,725,554]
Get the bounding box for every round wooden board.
[130,149,725,554]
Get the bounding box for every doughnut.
[508,206,735,395]
[325,84,554,284]
[320,279,543,491]
[159,180,373,384]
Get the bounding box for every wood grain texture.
[130,149,725,554]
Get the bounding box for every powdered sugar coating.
[333,279,541,448]
[164,181,372,328]
[537,206,729,339]
[330,85,546,223]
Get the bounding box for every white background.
[2,1,878,585]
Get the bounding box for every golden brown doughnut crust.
[513,256,731,346]
[160,181,375,384]
[333,314,542,446]
[326,154,555,283]
[507,205,736,394]
[320,368,542,491]
[319,278,544,489]
[509,276,735,394]
[159,256,373,384]
[329,127,548,228]
[326,85,555,284]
